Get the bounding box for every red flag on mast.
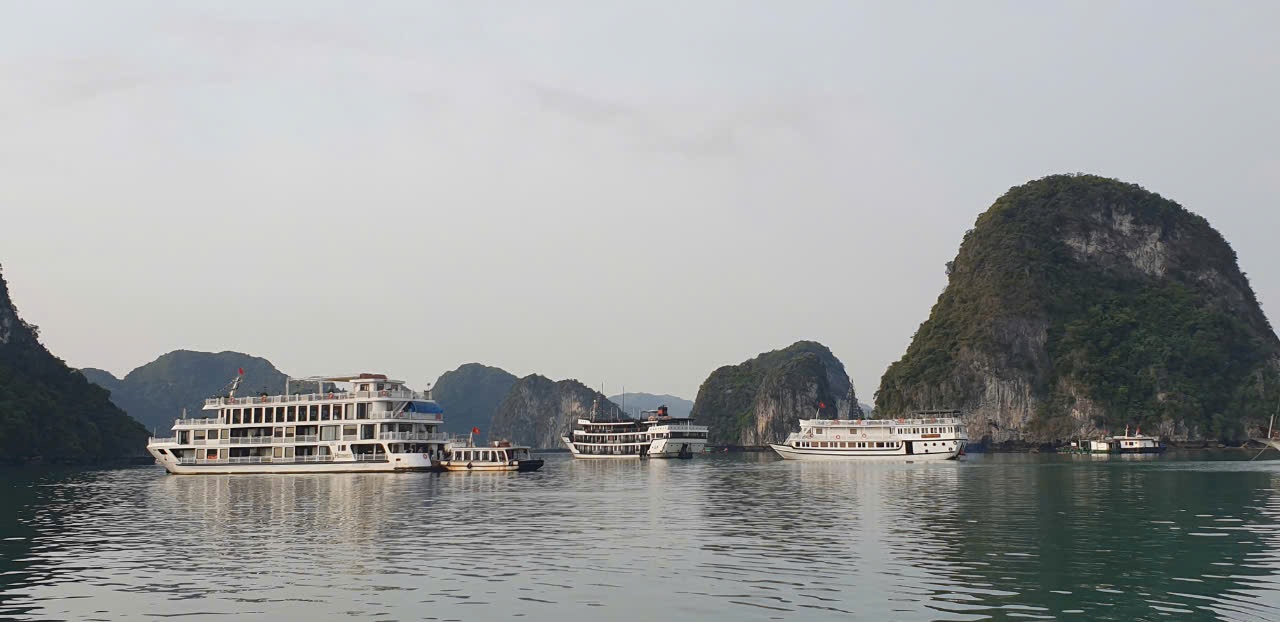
[472,427,480,435]
[238,368,244,375]
[819,402,826,409]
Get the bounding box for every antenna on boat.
[226,368,244,398]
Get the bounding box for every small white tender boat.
[441,439,544,472]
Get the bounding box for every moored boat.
[441,438,544,472]
[1066,426,1166,454]
[146,372,447,474]
[561,401,709,459]
[769,410,968,461]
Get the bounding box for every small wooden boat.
[441,439,543,472]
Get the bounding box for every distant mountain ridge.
[0,265,147,462]
[83,351,296,432]
[431,363,518,438]
[491,375,622,449]
[608,393,692,418]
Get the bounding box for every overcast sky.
[1,2,1277,403]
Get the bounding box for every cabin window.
[377,383,385,391]
[342,425,357,439]
[273,446,284,458]
[286,406,296,422]
[156,448,167,455]
[285,447,295,458]
[309,405,319,421]
[815,428,823,435]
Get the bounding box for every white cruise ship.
[770,410,968,461]
[562,404,709,459]
[146,372,447,474]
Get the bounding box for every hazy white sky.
[2,2,1278,401]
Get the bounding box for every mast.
[228,371,243,398]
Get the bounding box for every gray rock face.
[877,174,1280,445]
[432,363,518,438]
[489,375,624,449]
[690,341,863,446]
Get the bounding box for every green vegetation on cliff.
[690,341,858,446]
[0,267,147,462]
[432,363,518,437]
[877,174,1279,442]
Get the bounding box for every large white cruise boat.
[146,372,447,474]
[770,410,968,462]
[562,404,709,459]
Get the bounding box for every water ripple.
[2,454,1280,620]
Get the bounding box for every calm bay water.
[2,452,1280,621]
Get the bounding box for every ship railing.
[173,417,222,427]
[148,436,177,444]
[293,435,320,443]
[378,432,449,441]
[204,390,430,407]
[226,436,276,445]
[179,455,339,465]
[807,417,964,426]
[353,453,388,462]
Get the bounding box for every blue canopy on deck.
[405,400,444,414]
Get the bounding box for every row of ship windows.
[574,432,707,440]
[186,424,429,441]
[451,450,527,462]
[796,441,901,449]
[222,404,391,424]
[898,427,957,435]
[813,426,958,436]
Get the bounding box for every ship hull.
[647,438,705,459]
[441,459,544,472]
[150,448,440,474]
[769,444,961,462]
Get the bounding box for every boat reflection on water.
[4,456,1280,621]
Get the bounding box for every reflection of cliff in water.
[933,456,1280,620]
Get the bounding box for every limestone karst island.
[2,174,1278,465]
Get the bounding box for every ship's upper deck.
[203,373,433,409]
